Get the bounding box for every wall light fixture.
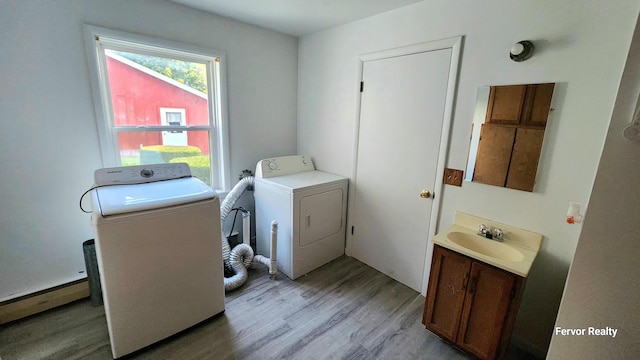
[510,40,535,62]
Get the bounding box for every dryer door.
[299,188,344,247]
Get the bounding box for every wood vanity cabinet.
[423,245,525,360]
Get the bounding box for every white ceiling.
[171,0,423,36]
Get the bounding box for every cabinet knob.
[420,189,432,199]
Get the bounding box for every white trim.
[345,58,365,258]
[213,52,232,191]
[346,36,463,296]
[114,126,211,131]
[83,24,231,191]
[84,25,115,166]
[358,37,461,62]
[422,36,462,295]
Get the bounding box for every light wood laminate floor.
[0,256,536,359]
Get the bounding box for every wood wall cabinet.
[423,245,524,360]
[505,128,545,191]
[473,125,545,191]
[485,83,554,126]
[472,125,515,188]
[484,85,526,125]
[473,83,554,191]
[525,84,555,127]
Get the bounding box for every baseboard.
[0,280,89,325]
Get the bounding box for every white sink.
[446,231,524,262]
[433,212,542,277]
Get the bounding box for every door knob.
[420,189,432,199]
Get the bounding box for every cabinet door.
[505,128,545,192]
[457,262,516,360]
[423,245,472,343]
[472,124,516,187]
[522,83,554,127]
[485,85,527,125]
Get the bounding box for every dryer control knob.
[269,161,278,170]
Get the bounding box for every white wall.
[297,0,639,355]
[0,0,297,301]
[547,13,640,359]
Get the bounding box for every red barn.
[106,52,210,155]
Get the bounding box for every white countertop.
[433,212,542,277]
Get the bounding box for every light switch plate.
[444,168,464,187]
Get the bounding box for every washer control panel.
[94,163,192,186]
[256,155,315,178]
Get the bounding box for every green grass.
[120,155,140,166]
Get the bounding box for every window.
[160,108,187,146]
[84,25,230,190]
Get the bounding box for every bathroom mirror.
[465,83,555,192]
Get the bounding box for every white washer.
[90,163,224,359]
[255,155,348,279]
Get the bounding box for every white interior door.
[352,43,456,293]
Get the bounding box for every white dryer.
[255,155,348,279]
[90,163,224,358]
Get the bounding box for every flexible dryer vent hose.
[220,176,277,291]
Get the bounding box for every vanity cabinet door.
[456,262,517,360]
[423,245,471,343]
[423,245,525,360]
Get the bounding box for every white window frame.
[83,24,231,191]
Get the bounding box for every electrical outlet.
[444,168,464,187]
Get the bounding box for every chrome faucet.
[477,224,504,242]
[492,228,504,242]
[478,224,490,237]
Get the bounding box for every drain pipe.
[270,221,278,279]
[252,221,278,279]
[242,211,251,245]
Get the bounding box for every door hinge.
[360,81,364,92]
[351,226,354,235]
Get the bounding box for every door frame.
[346,36,462,295]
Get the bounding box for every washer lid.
[93,177,216,216]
